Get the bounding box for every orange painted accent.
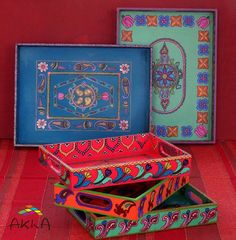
[198,31,210,42]
[197,86,208,97]
[167,126,178,137]
[198,58,209,69]
[54,175,189,220]
[170,16,182,27]
[147,16,157,26]
[197,112,208,124]
[121,30,133,42]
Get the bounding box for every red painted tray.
[39,132,191,190]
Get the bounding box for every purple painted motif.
[199,208,217,224]
[141,214,159,232]
[161,211,179,229]
[181,210,200,227]
[95,220,117,238]
[118,220,138,234]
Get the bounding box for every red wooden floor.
[0,140,236,240]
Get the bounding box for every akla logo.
[8,205,50,230]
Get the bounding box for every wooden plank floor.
[0,139,236,240]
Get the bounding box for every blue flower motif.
[197,72,208,84]
[181,126,193,137]
[159,16,170,27]
[198,44,209,56]
[156,125,167,137]
[135,15,147,26]
[197,98,208,111]
[183,16,195,27]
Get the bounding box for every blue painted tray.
[15,44,151,146]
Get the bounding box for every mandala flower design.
[155,65,176,87]
[197,72,208,84]
[156,125,167,137]
[119,120,129,131]
[198,44,209,56]
[38,62,48,72]
[183,16,195,27]
[197,98,208,111]
[181,126,193,137]
[135,15,147,26]
[36,119,47,129]
[120,64,130,74]
[159,16,170,27]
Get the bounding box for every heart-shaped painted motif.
[121,135,135,149]
[91,139,105,153]
[105,137,121,152]
[46,144,59,154]
[161,99,169,110]
[59,143,76,157]
[135,134,149,149]
[76,141,92,156]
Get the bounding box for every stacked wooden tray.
[39,132,217,238]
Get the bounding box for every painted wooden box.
[54,175,189,220]
[39,132,192,190]
[68,184,217,239]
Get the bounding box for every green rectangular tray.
[68,184,217,238]
[117,9,217,143]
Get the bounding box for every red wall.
[0,0,236,140]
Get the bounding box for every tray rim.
[116,8,218,144]
[54,175,187,202]
[14,43,152,147]
[39,132,192,172]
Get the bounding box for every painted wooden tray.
[39,133,191,190]
[15,44,151,146]
[54,175,188,220]
[68,184,217,238]
[117,9,217,143]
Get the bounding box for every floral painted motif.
[183,16,195,27]
[36,119,47,129]
[167,126,178,137]
[135,15,147,26]
[147,16,157,26]
[198,58,209,69]
[121,30,133,42]
[96,220,117,238]
[37,62,48,72]
[122,15,134,29]
[198,44,209,56]
[181,126,193,137]
[197,112,208,124]
[120,64,130,74]
[158,16,170,27]
[194,125,208,138]
[197,98,208,111]
[197,72,208,84]
[197,86,208,97]
[170,16,182,27]
[198,31,210,42]
[119,120,129,131]
[156,125,167,137]
[197,16,210,29]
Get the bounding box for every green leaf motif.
[94,170,104,184]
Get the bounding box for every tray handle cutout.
[76,192,112,211]
[47,156,62,176]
